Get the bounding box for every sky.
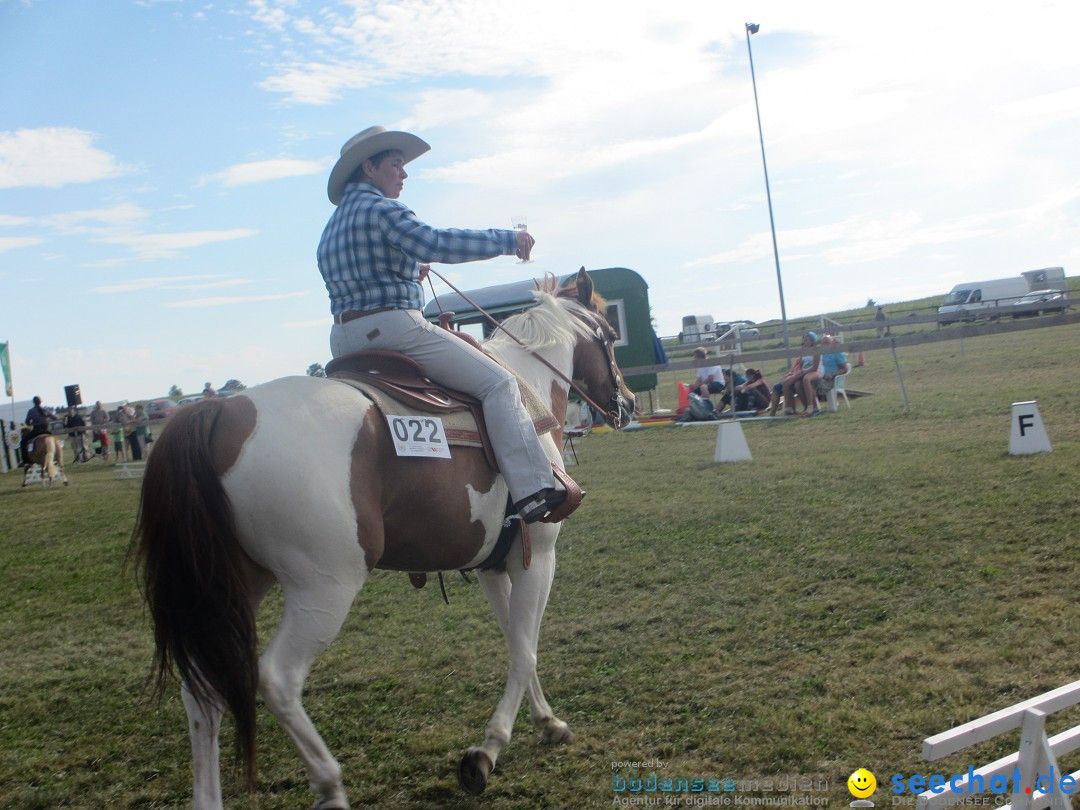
[2,0,1079,408]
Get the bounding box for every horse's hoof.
[541,720,574,745]
[457,748,494,795]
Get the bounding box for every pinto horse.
[21,431,68,487]
[135,269,635,809]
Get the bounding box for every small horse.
[135,269,635,809]
[21,432,68,487]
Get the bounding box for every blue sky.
[2,0,1078,407]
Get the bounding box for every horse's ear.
[575,267,594,307]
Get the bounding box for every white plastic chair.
[827,372,851,412]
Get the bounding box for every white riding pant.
[330,308,553,503]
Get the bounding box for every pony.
[21,431,68,487]
[134,269,635,809]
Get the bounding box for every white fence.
[918,680,1080,810]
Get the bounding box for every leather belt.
[333,307,402,325]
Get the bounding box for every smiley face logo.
[848,768,877,798]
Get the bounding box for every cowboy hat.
[327,126,430,205]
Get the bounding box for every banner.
[0,342,11,398]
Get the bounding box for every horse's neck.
[491,343,572,414]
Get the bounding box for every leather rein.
[425,268,631,428]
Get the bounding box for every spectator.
[714,368,748,414]
[806,335,851,412]
[690,347,726,405]
[121,404,141,461]
[112,408,127,462]
[90,400,110,461]
[202,381,217,398]
[725,368,771,413]
[64,406,89,463]
[768,332,821,416]
[875,306,889,338]
[134,403,149,457]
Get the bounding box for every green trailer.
[422,267,660,395]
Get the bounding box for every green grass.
[1,321,1078,809]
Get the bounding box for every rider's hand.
[515,231,535,261]
[418,264,431,282]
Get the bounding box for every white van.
[938,267,1065,324]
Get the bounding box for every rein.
[425,267,628,427]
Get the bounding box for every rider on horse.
[317,126,578,524]
[20,395,52,465]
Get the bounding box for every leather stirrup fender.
[540,463,585,523]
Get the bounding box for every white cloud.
[0,128,128,189]
[0,236,42,253]
[47,203,148,234]
[687,212,1000,269]
[91,275,220,294]
[201,158,328,187]
[97,228,259,260]
[165,291,309,308]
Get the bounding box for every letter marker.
[1009,401,1052,455]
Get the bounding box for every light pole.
[745,22,791,360]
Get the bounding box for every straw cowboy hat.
[327,126,430,205]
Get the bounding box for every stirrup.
[515,464,586,524]
[517,489,567,524]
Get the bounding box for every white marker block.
[1009,401,1052,455]
[714,421,752,463]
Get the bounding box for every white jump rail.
[918,680,1080,810]
[116,462,146,480]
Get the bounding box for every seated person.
[807,335,850,404]
[726,368,771,413]
[714,368,749,414]
[768,332,820,415]
[690,347,726,404]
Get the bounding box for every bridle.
[569,310,634,429]
[426,269,633,430]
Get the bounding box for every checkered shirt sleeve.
[317,183,518,314]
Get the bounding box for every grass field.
[1,320,1078,809]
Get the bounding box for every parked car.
[145,398,178,420]
[1011,290,1069,317]
[177,396,204,407]
[714,321,759,338]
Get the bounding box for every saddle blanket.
[336,373,560,450]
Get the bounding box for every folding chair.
[827,372,851,412]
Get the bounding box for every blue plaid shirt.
[317,182,518,314]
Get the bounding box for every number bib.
[385,415,452,458]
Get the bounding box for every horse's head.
[556,268,637,429]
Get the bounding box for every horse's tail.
[132,401,259,787]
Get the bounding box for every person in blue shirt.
[802,334,849,415]
[317,126,572,523]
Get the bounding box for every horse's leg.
[460,544,565,795]
[182,679,225,810]
[182,569,273,810]
[54,441,68,485]
[258,576,365,810]
[475,563,572,744]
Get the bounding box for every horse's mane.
[485,275,600,353]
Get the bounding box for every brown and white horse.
[134,269,635,810]
[21,432,68,487]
